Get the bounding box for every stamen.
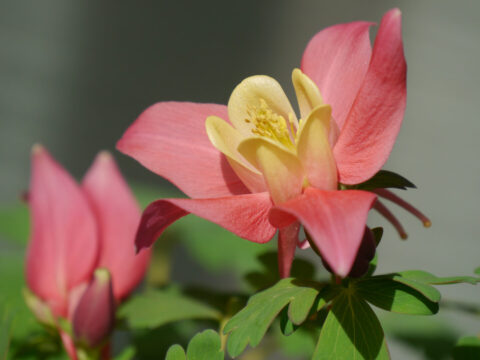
[373,200,408,239]
[374,189,431,227]
[244,99,294,148]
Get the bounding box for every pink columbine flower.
[25,146,151,359]
[117,9,428,278]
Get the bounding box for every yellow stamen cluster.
[244,99,295,148]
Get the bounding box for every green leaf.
[0,304,14,360]
[223,278,322,358]
[389,276,441,302]
[0,250,41,340]
[474,267,480,276]
[398,270,479,285]
[275,318,322,358]
[113,346,136,360]
[356,277,439,315]
[354,170,416,191]
[165,330,224,360]
[186,330,224,360]
[279,308,298,336]
[165,344,186,360]
[313,291,390,360]
[118,288,221,329]
[453,336,480,360]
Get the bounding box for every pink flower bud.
[73,268,115,348]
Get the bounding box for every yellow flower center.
[244,99,296,149]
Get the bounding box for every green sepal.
[353,170,416,191]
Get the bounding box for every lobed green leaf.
[313,291,390,360]
[356,277,439,315]
[223,278,322,357]
[165,345,186,360]
[186,329,224,360]
[166,330,224,360]
[398,270,479,285]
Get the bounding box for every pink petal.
[82,152,151,301]
[269,188,376,277]
[301,21,373,129]
[334,9,407,184]
[26,146,98,317]
[277,222,300,278]
[136,192,276,251]
[116,102,249,198]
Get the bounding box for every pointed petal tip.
[96,150,113,162]
[389,8,402,17]
[291,68,302,78]
[31,143,44,155]
[335,265,349,278]
[93,268,111,283]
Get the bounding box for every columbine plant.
[24,146,150,359]
[117,9,428,278]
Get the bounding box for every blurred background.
[1,0,479,359]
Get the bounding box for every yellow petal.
[296,105,337,190]
[238,137,304,204]
[228,75,298,136]
[292,68,324,120]
[206,116,266,193]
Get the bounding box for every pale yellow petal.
[292,68,324,120]
[238,137,304,204]
[228,75,298,136]
[206,116,266,193]
[296,105,337,190]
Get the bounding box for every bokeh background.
[1,0,479,359]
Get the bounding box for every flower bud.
[72,268,115,348]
